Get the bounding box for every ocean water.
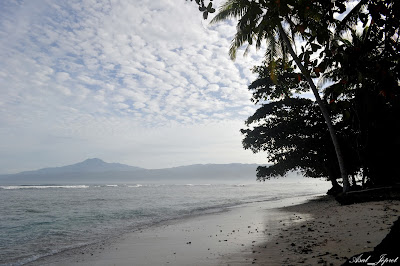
[0,179,330,265]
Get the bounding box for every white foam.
[185,184,211,186]
[0,185,89,189]
[128,184,143,188]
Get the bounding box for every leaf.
[343,110,351,121]
[314,67,321,74]
[311,43,321,52]
[203,11,208,19]
[270,71,277,84]
[317,34,325,45]
[359,13,368,26]
[297,25,305,33]
[336,2,346,14]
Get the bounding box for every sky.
[0,0,274,174]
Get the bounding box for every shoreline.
[26,195,400,265]
[27,195,317,266]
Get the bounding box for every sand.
[29,195,400,266]
[248,196,400,266]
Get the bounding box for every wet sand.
[29,195,400,265]
[28,196,312,265]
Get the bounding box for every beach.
[250,196,400,265]
[27,195,400,266]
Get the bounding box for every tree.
[191,0,399,191]
[241,60,361,192]
[320,18,400,186]
[242,98,338,180]
[209,0,355,191]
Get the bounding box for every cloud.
[0,0,268,173]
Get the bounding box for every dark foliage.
[187,0,215,19]
[193,0,400,189]
[242,98,334,180]
[321,1,400,186]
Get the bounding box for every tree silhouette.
[191,0,399,191]
[321,18,400,186]
[241,60,361,192]
[208,0,356,191]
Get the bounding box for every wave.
[184,184,211,186]
[128,184,143,188]
[105,184,118,187]
[0,185,89,190]
[9,241,92,266]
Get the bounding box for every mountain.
[17,158,143,175]
[0,159,261,184]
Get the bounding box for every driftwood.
[336,185,400,205]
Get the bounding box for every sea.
[0,178,330,265]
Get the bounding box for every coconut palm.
[210,0,359,192]
[321,20,400,186]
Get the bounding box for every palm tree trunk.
[277,23,350,193]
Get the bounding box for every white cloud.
[0,0,268,173]
[56,72,71,82]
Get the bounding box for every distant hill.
[17,158,144,174]
[0,159,262,185]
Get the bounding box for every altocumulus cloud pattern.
[0,0,266,173]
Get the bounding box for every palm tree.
[321,20,400,186]
[210,0,364,192]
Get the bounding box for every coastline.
[27,195,400,266]
[27,195,315,266]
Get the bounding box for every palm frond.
[213,0,266,59]
[335,0,368,36]
[210,0,250,24]
[284,14,298,54]
[317,74,334,89]
[229,25,253,59]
